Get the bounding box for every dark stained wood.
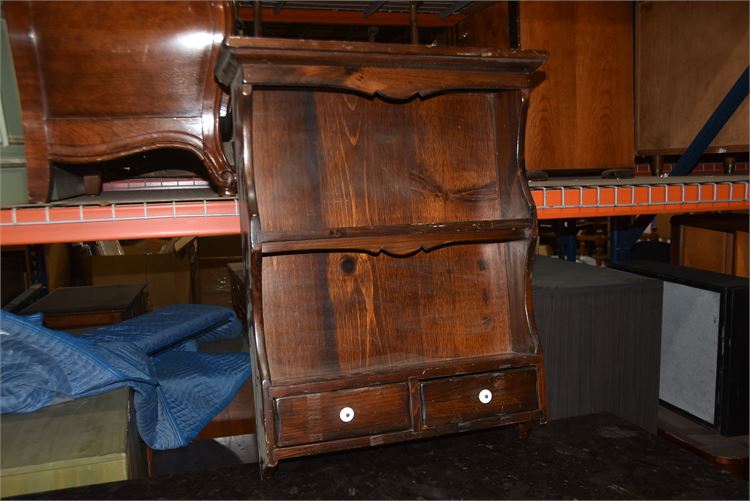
[227,262,247,327]
[272,408,546,461]
[275,383,411,447]
[455,1,511,49]
[262,245,514,383]
[250,91,506,233]
[218,37,547,473]
[235,6,468,28]
[267,354,545,398]
[20,284,147,331]
[3,1,235,202]
[420,368,539,428]
[260,219,532,256]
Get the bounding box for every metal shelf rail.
[1,176,747,246]
[530,175,749,219]
[0,199,241,245]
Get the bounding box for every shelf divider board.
[259,219,532,256]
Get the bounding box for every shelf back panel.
[262,243,514,382]
[252,90,508,233]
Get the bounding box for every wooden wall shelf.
[218,36,548,473]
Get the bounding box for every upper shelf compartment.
[217,37,547,249]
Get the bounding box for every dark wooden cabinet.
[4,1,235,202]
[20,284,147,332]
[216,37,548,473]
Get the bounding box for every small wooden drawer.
[275,383,411,447]
[420,368,539,428]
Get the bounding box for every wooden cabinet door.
[520,1,634,170]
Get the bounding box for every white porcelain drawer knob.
[478,389,493,404]
[339,406,355,422]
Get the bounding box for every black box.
[608,259,748,436]
[533,257,663,433]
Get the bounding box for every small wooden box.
[20,284,147,332]
[0,388,147,497]
[670,213,749,278]
[227,262,248,327]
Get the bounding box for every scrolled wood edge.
[47,130,236,196]
[236,64,539,101]
[257,220,533,257]
[202,1,237,196]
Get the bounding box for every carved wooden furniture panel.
[216,37,548,472]
[4,1,235,202]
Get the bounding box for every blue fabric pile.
[0,304,251,450]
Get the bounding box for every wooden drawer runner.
[420,368,539,428]
[275,383,411,447]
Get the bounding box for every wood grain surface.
[420,368,539,428]
[275,383,411,447]
[220,37,547,470]
[3,1,235,202]
[520,1,634,170]
[455,2,511,49]
[262,244,513,382]
[251,91,504,233]
[636,1,749,153]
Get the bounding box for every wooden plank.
[520,1,634,170]
[251,91,503,233]
[260,219,531,256]
[636,2,749,153]
[262,244,514,382]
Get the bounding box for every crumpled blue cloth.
[0,304,251,450]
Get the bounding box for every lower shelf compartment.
[271,364,545,458]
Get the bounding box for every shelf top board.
[221,36,548,64]
[216,37,548,97]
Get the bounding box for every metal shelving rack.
[530,175,749,219]
[1,175,747,246]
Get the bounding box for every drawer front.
[44,311,125,330]
[420,368,539,428]
[275,383,411,447]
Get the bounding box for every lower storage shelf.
[270,362,545,458]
